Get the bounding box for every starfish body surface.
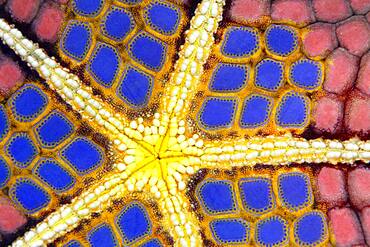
[0,0,368,246]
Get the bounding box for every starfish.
[0,0,369,246]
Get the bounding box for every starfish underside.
[0,0,368,246]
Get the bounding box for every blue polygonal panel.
[61,137,104,175]
[240,94,273,128]
[63,240,82,247]
[72,0,104,17]
[290,59,323,90]
[117,66,153,107]
[255,216,288,246]
[60,21,92,62]
[265,25,298,57]
[294,211,328,246]
[9,84,48,122]
[10,178,50,214]
[198,97,237,130]
[209,63,248,92]
[88,224,118,247]
[116,202,152,244]
[144,1,181,35]
[33,158,75,193]
[197,179,237,215]
[87,43,121,87]
[34,111,74,149]
[0,105,9,141]
[101,6,134,42]
[210,219,250,245]
[140,238,163,247]
[221,26,259,58]
[0,157,10,188]
[254,59,284,91]
[276,91,309,128]
[239,177,275,215]
[128,32,167,71]
[6,133,38,168]
[278,172,313,212]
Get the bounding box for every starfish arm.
[156,186,202,247]
[144,159,203,246]
[0,18,148,150]
[10,168,133,247]
[159,0,225,126]
[123,158,203,246]
[199,135,370,167]
[10,151,168,246]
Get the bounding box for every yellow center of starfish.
[123,127,192,191]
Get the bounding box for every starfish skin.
[0,0,368,246]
